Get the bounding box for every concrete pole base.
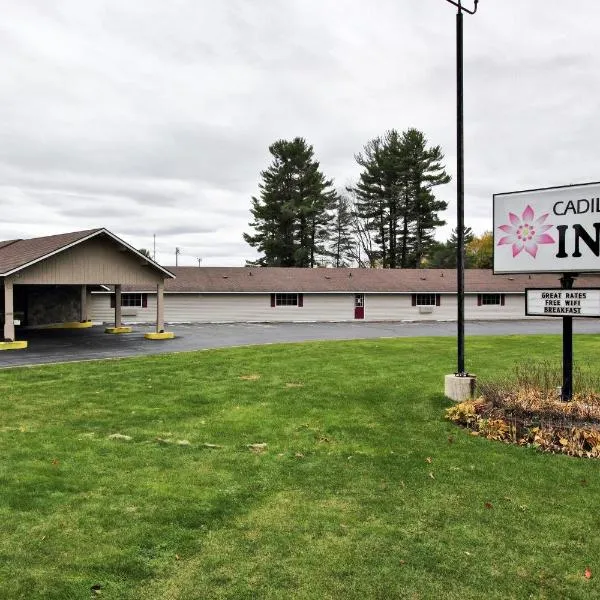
[444,374,477,402]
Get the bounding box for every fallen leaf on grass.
[425,457,432,464]
[175,554,180,561]
[108,433,132,442]
[248,443,267,453]
[485,502,493,509]
[51,458,59,466]
[285,383,304,388]
[239,374,261,381]
[464,551,472,556]
[585,567,592,579]
[429,472,435,479]
[295,452,305,458]
[447,436,454,444]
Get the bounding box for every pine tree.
[330,194,356,267]
[244,138,337,267]
[352,128,450,268]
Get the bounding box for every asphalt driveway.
[1,319,599,368]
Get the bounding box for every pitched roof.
[123,267,600,294]
[0,229,174,278]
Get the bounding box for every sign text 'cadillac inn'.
[494,182,600,274]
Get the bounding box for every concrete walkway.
[1,319,599,368]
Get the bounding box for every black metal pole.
[560,273,576,401]
[456,7,465,375]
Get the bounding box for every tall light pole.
[444,0,479,376]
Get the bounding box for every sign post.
[559,274,576,401]
[494,181,600,401]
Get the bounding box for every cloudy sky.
[1,0,597,266]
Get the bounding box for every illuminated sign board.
[525,288,600,317]
[494,182,600,274]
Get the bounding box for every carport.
[0,229,174,346]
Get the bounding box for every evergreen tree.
[330,194,356,267]
[352,128,450,268]
[244,138,337,267]
[423,227,474,268]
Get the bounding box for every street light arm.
[444,0,478,15]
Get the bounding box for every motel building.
[2,227,600,347]
[88,266,600,325]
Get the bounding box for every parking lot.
[1,319,599,368]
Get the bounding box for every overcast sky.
[1,0,598,266]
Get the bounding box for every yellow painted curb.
[32,321,94,330]
[0,341,28,351]
[144,332,175,340]
[105,326,133,334]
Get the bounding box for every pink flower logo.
[497,205,555,258]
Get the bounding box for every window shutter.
[142,294,148,308]
[436,294,441,307]
[270,294,275,307]
[110,294,115,308]
[298,293,303,307]
[412,294,416,306]
[477,294,482,306]
[501,294,505,306]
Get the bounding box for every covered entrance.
[0,229,175,347]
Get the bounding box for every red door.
[354,294,364,319]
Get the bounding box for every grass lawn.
[1,334,600,599]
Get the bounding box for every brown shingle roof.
[0,229,102,275]
[124,267,600,294]
[0,229,174,278]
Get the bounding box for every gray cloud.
[1,0,599,264]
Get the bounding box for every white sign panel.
[494,182,600,274]
[525,288,600,317]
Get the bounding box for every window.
[477,294,505,306]
[270,293,303,307]
[110,293,148,308]
[412,293,440,306]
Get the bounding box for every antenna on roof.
[175,247,181,267]
[197,257,202,267]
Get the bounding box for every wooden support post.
[114,284,122,327]
[156,281,165,333]
[80,284,88,322]
[3,280,15,341]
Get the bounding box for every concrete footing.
[105,326,133,334]
[0,341,28,351]
[144,332,175,340]
[444,374,477,402]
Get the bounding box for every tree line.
[244,130,492,268]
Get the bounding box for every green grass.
[1,334,600,599]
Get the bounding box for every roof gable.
[0,229,174,278]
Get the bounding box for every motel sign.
[494,182,600,274]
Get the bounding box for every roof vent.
[248,271,253,276]
[223,275,228,279]
[324,275,331,279]
[348,272,352,277]
[508,277,515,280]
[440,272,444,277]
[420,276,427,280]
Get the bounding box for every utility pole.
[444,0,479,376]
[197,257,202,267]
[175,247,181,267]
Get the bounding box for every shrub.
[446,360,600,459]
